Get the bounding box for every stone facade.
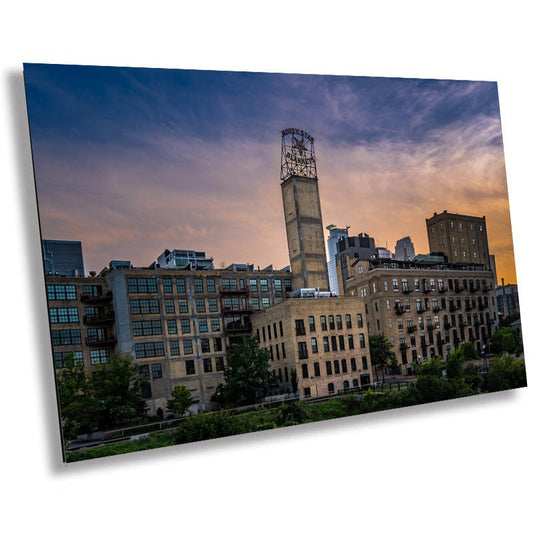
[251,297,373,399]
[341,258,498,375]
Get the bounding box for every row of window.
[303,379,368,397]
[297,333,366,358]
[128,277,291,295]
[53,349,110,367]
[300,356,369,379]
[132,317,221,337]
[357,277,491,296]
[134,336,224,359]
[295,313,361,335]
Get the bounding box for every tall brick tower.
[280,128,329,292]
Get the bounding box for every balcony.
[85,335,116,347]
[427,324,435,331]
[394,304,406,315]
[444,322,451,330]
[83,312,115,325]
[222,304,253,313]
[81,290,113,304]
[224,321,252,333]
[220,286,248,295]
[438,286,448,293]
[432,306,441,312]
[402,285,413,294]
[399,343,409,351]
[407,325,417,333]
[416,307,425,314]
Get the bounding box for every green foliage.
[499,310,520,329]
[212,336,277,406]
[490,327,521,355]
[415,356,444,377]
[486,354,527,392]
[289,367,299,394]
[57,352,147,439]
[275,401,309,426]
[460,341,478,360]
[464,363,484,391]
[369,334,396,382]
[445,349,464,380]
[166,385,193,417]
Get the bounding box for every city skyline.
[24,64,517,283]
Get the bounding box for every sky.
[24,64,517,283]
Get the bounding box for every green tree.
[212,336,277,407]
[167,385,193,417]
[289,367,299,395]
[486,354,527,392]
[57,352,147,439]
[369,334,396,383]
[445,349,464,380]
[490,327,521,355]
[460,341,478,360]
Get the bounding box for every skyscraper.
[394,236,415,261]
[326,225,349,295]
[42,239,85,276]
[280,128,329,292]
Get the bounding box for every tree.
[212,336,277,406]
[486,354,527,392]
[167,385,193,417]
[289,367,299,395]
[460,341,478,360]
[57,352,147,439]
[445,349,464,380]
[490,327,521,355]
[369,334,396,383]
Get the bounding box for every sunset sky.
[24,64,517,284]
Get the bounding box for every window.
[151,363,163,378]
[393,279,399,292]
[320,315,327,331]
[326,361,332,375]
[282,342,286,358]
[180,318,191,334]
[348,334,354,349]
[350,358,356,371]
[127,278,158,293]
[203,358,212,372]
[384,280,388,291]
[198,318,208,332]
[132,320,162,336]
[167,319,177,334]
[262,297,270,308]
[336,315,343,329]
[334,360,340,374]
[211,317,220,332]
[274,279,282,292]
[90,349,110,365]
[49,307,79,324]
[194,278,204,293]
[176,278,186,293]
[311,337,318,353]
[134,342,165,358]
[341,359,347,373]
[54,351,83,368]
[302,364,309,379]
[279,320,284,337]
[200,339,211,355]
[260,279,268,292]
[183,339,193,355]
[345,314,352,328]
[178,299,188,313]
[47,284,76,300]
[163,278,173,293]
[196,298,206,313]
[51,329,81,346]
[339,335,345,350]
[164,299,175,314]
[170,340,180,356]
[215,357,224,371]
[205,278,216,292]
[208,298,218,312]
[328,315,335,330]
[331,336,338,351]
[130,299,160,315]
[185,360,196,375]
[314,362,320,377]
[359,333,366,348]
[295,319,306,335]
[362,356,368,370]
[356,313,363,328]
[323,337,330,352]
[249,279,258,292]
[298,342,308,359]
[308,316,316,332]
[214,338,223,351]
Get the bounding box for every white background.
[1,2,532,531]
